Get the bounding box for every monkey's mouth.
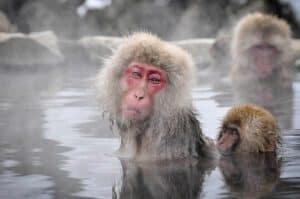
[250,44,278,77]
[125,107,141,114]
[122,106,143,120]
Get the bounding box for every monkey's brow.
[224,123,239,131]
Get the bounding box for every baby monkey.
[217,104,280,155]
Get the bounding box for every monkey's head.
[96,32,195,129]
[217,104,280,155]
[232,13,292,79]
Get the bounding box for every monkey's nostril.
[134,94,144,100]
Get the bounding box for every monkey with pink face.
[96,32,215,160]
[231,13,294,88]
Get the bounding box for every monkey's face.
[248,43,280,78]
[217,123,241,155]
[120,62,167,122]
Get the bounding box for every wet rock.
[58,40,89,65]
[17,0,81,38]
[175,39,214,69]
[78,36,122,64]
[0,31,63,66]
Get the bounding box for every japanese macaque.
[96,32,215,160]
[217,104,280,155]
[231,13,293,88]
[219,153,280,199]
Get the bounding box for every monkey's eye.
[149,78,161,84]
[228,127,239,135]
[148,74,161,84]
[131,71,142,79]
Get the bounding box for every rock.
[18,0,82,38]
[0,31,63,66]
[175,39,215,68]
[78,36,122,64]
[58,40,89,65]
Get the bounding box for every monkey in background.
[231,12,294,88]
[229,13,295,129]
[207,14,294,129]
[96,32,215,161]
[217,104,280,155]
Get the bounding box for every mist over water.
[1,1,300,198]
[0,62,300,198]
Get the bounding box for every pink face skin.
[249,44,279,78]
[217,124,240,155]
[121,62,167,121]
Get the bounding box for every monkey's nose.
[134,90,145,100]
[134,94,144,100]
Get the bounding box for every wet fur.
[96,32,215,160]
[218,104,280,153]
[231,12,293,85]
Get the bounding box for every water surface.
[0,65,299,199]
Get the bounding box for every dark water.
[0,64,300,199]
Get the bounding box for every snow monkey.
[217,104,280,155]
[96,32,215,160]
[231,12,293,88]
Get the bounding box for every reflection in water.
[219,153,280,199]
[114,159,216,199]
[0,64,300,198]
[0,68,84,198]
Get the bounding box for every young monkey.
[217,104,280,155]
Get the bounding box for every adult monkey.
[96,32,215,160]
[230,13,294,129]
[231,12,293,88]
